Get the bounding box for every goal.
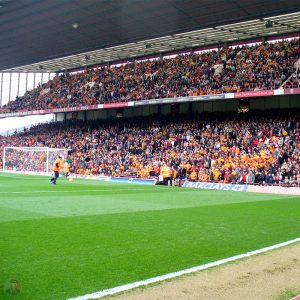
[2,147,68,175]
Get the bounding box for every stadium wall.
[192,99,239,112]
[250,95,300,110]
[55,94,300,121]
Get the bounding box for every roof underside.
[0,0,300,72]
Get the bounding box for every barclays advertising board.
[182,181,248,192]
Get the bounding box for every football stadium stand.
[1,111,299,185]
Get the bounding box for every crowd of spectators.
[1,110,299,186]
[0,38,299,113]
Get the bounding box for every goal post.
[2,147,68,176]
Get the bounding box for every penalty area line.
[67,237,300,300]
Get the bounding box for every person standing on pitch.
[50,155,62,185]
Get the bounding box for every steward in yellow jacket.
[50,156,62,185]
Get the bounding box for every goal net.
[2,147,68,175]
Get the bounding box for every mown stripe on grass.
[0,188,151,194]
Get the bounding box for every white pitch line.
[0,175,47,180]
[67,237,300,300]
[0,188,149,194]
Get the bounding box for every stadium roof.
[0,0,300,73]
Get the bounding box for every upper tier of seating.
[0,38,299,113]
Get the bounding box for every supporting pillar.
[25,72,28,92]
[0,72,3,106]
[8,72,12,102]
[17,72,20,96]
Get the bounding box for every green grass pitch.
[0,173,300,300]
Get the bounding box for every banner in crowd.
[103,102,129,108]
[133,94,225,106]
[234,90,277,98]
[1,88,300,118]
[0,104,103,118]
[283,88,300,95]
